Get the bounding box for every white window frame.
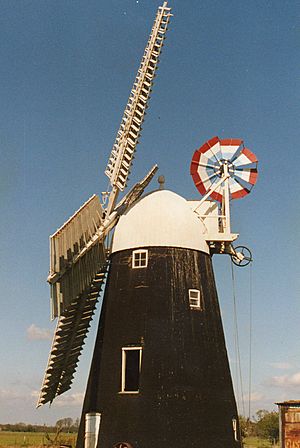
[132,249,148,269]
[188,289,202,310]
[121,346,143,394]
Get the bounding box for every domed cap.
[112,190,209,254]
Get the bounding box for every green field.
[0,432,279,447]
[0,432,77,447]
[243,437,279,447]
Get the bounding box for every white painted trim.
[132,249,148,269]
[121,346,143,393]
[188,289,202,310]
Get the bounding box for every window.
[121,347,142,393]
[188,289,202,310]
[132,249,148,268]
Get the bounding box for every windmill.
[38,3,259,448]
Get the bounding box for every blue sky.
[0,0,299,424]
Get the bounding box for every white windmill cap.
[111,189,210,254]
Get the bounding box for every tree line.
[0,411,279,442]
[240,410,279,442]
[0,418,80,433]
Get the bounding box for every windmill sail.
[105,2,172,212]
[38,195,108,406]
[48,194,105,318]
[116,164,158,210]
[37,268,107,406]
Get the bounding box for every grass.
[243,436,279,447]
[0,431,77,447]
[0,432,279,448]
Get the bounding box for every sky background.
[0,0,299,425]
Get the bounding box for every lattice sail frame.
[105,1,172,213]
[37,268,107,406]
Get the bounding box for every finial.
[158,175,165,190]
